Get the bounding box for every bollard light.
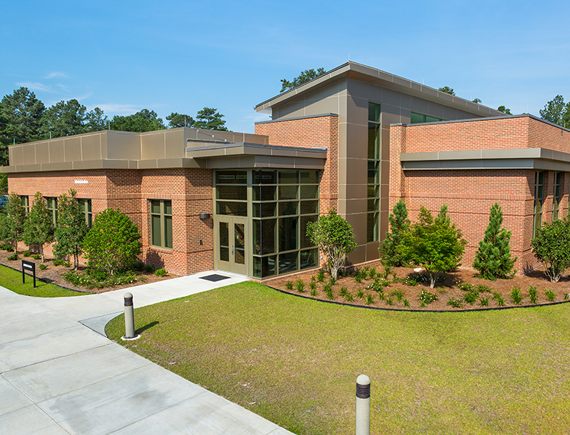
[122,292,140,340]
[356,374,370,435]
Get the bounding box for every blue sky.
[3,0,570,133]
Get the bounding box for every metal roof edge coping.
[186,142,328,153]
[400,148,570,163]
[255,113,339,125]
[390,113,570,133]
[254,61,502,117]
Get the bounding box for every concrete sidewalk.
[0,272,294,435]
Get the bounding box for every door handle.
[232,245,234,256]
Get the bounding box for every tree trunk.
[429,273,436,289]
[40,245,45,262]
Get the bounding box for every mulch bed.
[265,263,570,311]
[0,248,178,294]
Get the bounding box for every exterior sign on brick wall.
[74,180,88,184]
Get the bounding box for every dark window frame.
[150,199,173,250]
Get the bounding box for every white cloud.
[15,81,56,93]
[45,71,68,79]
[94,104,142,115]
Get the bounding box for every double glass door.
[217,216,247,275]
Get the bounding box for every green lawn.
[0,264,89,297]
[106,281,570,435]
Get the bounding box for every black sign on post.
[22,260,36,288]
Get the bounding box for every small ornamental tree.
[53,189,89,269]
[83,208,142,276]
[23,192,55,262]
[379,199,410,267]
[6,192,27,252]
[473,202,517,280]
[531,217,570,283]
[0,213,9,243]
[306,208,357,280]
[399,204,467,288]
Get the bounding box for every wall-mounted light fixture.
[199,213,211,219]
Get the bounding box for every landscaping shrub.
[479,296,490,306]
[53,189,89,269]
[31,254,41,260]
[7,253,18,261]
[531,217,570,282]
[365,294,374,305]
[5,192,26,252]
[324,284,333,299]
[385,297,393,306]
[447,298,463,308]
[306,208,357,280]
[379,199,410,267]
[23,192,54,262]
[5,245,14,252]
[295,279,305,293]
[528,286,538,304]
[418,289,438,304]
[511,287,523,305]
[309,282,317,296]
[285,281,293,290]
[39,264,47,271]
[344,292,354,302]
[133,260,145,272]
[316,269,325,282]
[53,259,65,266]
[83,208,142,276]
[473,202,517,280]
[64,269,137,289]
[356,288,364,299]
[492,291,505,306]
[399,205,466,288]
[155,268,167,277]
[144,264,156,273]
[464,291,478,305]
[339,286,348,297]
[392,289,405,302]
[545,289,555,302]
[457,282,475,292]
[476,284,492,293]
[23,250,31,257]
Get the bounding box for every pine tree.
[399,205,466,288]
[23,192,54,262]
[473,202,517,280]
[379,200,410,266]
[53,189,89,269]
[5,192,26,252]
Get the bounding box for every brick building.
[2,62,567,277]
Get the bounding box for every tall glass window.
[251,170,319,278]
[367,102,381,242]
[150,199,172,249]
[215,170,248,216]
[533,171,545,239]
[20,195,29,215]
[77,199,93,228]
[46,197,57,226]
[553,172,563,220]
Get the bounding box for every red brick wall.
[255,115,339,212]
[7,168,214,276]
[389,117,570,274]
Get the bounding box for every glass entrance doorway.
[217,216,247,275]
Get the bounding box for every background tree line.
[0,86,228,168]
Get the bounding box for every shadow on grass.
[136,321,159,335]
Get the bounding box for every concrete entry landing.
[0,272,293,435]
